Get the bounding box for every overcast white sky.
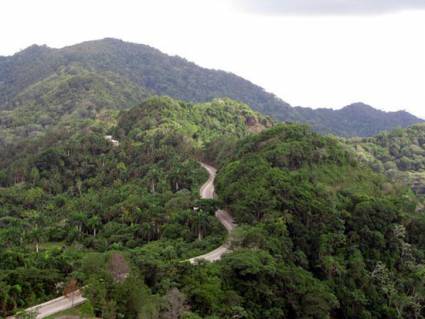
[1,0,425,118]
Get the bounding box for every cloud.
[234,0,425,15]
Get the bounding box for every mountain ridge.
[0,38,422,141]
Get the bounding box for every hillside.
[0,38,422,144]
[115,96,273,147]
[213,124,424,318]
[0,62,149,146]
[0,97,424,318]
[292,103,422,137]
[0,97,269,317]
[349,123,425,198]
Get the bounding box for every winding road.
[15,162,234,318]
[188,162,236,264]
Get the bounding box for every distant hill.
[0,39,290,116]
[0,38,422,144]
[291,103,423,137]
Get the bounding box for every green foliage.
[349,123,425,199]
[116,96,273,148]
[1,39,421,146]
[0,92,424,319]
[289,103,423,137]
[1,96,261,316]
[212,124,425,318]
[82,255,157,319]
[0,62,147,145]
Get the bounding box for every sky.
[1,0,425,118]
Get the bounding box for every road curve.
[188,162,236,264]
[16,162,233,318]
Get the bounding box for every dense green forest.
[0,97,269,318]
[291,102,423,137]
[212,125,425,318]
[115,97,272,147]
[349,123,425,200]
[0,38,422,144]
[0,96,424,318]
[0,62,148,146]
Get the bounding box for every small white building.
[105,135,120,146]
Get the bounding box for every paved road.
[20,291,86,319]
[16,162,233,318]
[189,163,236,264]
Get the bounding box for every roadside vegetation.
[0,98,424,318]
[0,97,265,318]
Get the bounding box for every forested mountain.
[115,96,273,147]
[212,124,425,318]
[291,103,422,137]
[0,97,425,319]
[1,38,425,318]
[349,123,425,199]
[0,38,422,144]
[0,97,270,317]
[0,39,285,145]
[1,96,424,318]
[0,63,149,145]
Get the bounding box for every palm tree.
[141,222,154,242]
[87,216,101,237]
[192,210,210,241]
[28,227,44,253]
[21,210,44,253]
[70,211,87,234]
